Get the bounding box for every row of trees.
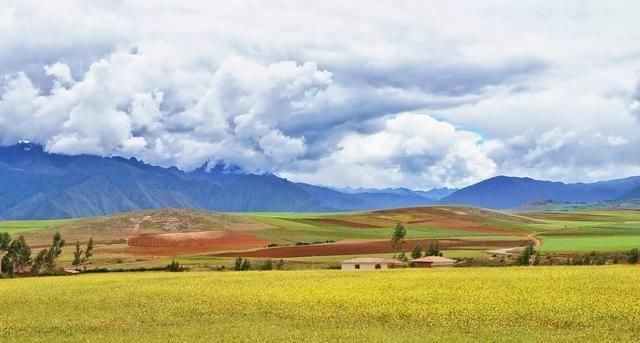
[516,246,640,266]
[233,257,285,271]
[0,232,94,277]
[391,223,441,261]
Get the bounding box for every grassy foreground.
[2,267,640,342]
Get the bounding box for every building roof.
[410,256,456,263]
[342,257,406,265]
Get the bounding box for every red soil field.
[213,238,532,258]
[127,231,269,255]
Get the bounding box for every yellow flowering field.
[1,266,639,342]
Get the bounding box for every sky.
[1,1,640,190]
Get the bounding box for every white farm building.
[341,257,406,270]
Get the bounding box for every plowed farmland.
[4,207,640,269]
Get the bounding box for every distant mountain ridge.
[0,143,438,219]
[440,175,640,209]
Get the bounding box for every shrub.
[261,259,273,270]
[628,248,639,264]
[410,244,423,259]
[241,259,251,271]
[517,244,534,266]
[167,260,183,272]
[234,257,243,271]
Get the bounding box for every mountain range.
[440,175,640,209]
[0,143,448,219]
[1,142,639,219]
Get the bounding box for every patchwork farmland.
[3,206,640,270]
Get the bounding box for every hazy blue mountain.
[619,186,640,200]
[415,187,458,200]
[322,188,438,210]
[440,175,640,209]
[0,143,435,219]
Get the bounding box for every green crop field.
[525,210,640,253]
[538,235,640,252]
[0,219,76,235]
[1,266,639,342]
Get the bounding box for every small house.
[410,256,456,268]
[341,257,406,270]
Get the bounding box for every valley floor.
[3,207,640,271]
[1,266,639,342]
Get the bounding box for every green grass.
[1,266,639,342]
[539,235,640,253]
[0,219,76,235]
[520,210,640,253]
[253,223,500,244]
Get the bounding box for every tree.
[0,232,10,275]
[31,249,47,274]
[168,260,182,272]
[628,248,639,264]
[83,237,94,271]
[72,241,83,271]
[428,241,440,256]
[411,244,423,259]
[390,223,406,257]
[241,258,251,271]
[44,232,65,274]
[234,257,243,271]
[0,232,10,251]
[276,259,285,270]
[261,259,273,270]
[517,244,534,266]
[2,236,32,277]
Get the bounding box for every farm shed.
[341,257,406,270]
[411,256,456,268]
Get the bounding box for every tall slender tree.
[31,249,47,274]
[0,232,11,275]
[44,232,65,274]
[411,244,423,259]
[82,237,94,271]
[390,223,406,258]
[72,242,83,271]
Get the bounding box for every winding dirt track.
[487,233,540,256]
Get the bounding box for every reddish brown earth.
[306,218,383,228]
[213,238,532,258]
[126,231,269,255]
